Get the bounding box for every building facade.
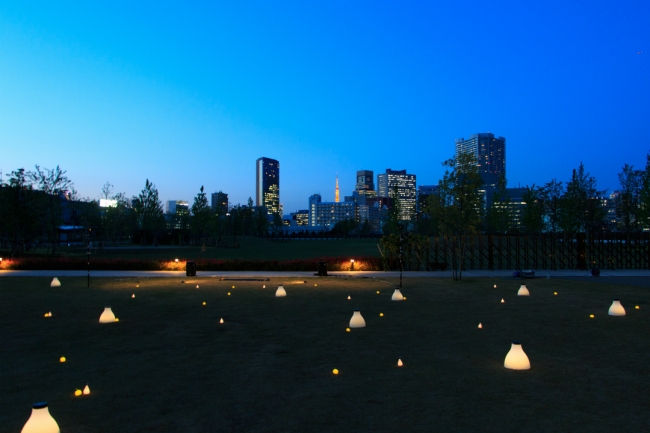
[309,201,359,230]
[211,191,228,215]
[256,157,280,214]
[455,133,506,188]
[166,200,189,230]
[377,169,417,220]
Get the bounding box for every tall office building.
[166,200,189,230]
[377,169,417,220]
[211,191,228,215]
[256,157,280,214]
[355,170,376,198]
[455,133,506,188]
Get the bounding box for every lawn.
[2,276,648,432]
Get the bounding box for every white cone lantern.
[504,341,531,370]
[99,307,116,323]
[392,289,404,301]
[83,384,90,395]
[608,299,626,316]
[275,285,287,297]
[50,278,61,287]
[21,402,60,433]
[349,310,366,328]
[517,285,530,296]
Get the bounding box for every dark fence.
[397,233,650,271]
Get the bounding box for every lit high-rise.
[256,157,280,214]
[455,133,506,188]
[377,169,417,221]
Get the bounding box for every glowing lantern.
[590,314,595,318]
[517,285,530,296]
[608,299,626,316]
[196,285,200,289]
[349,310,366,328]
[275,285,287,297]
[332,369,339,375]
[346,328,350,332]
[74,389,82,397]
[347,296,351,300]
[397,359,403,367]
[392,289,404,301]
[21,402,60,433]
[219,318,224,324]
[501,299,505,303]
[478,323,482,329]
[99,307,116,323]
[228,292,231,296]
[636,305,640,309]
[132,294,135,298]
[59,357,66,363]
[494,284,497,288]
[504,341,531,370]
[263,285,266,288]
[376,291,380,294]
[83,384,90,395]
[50,278,61,287]
[232,286,235,289]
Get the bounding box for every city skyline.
[1,2,648,213]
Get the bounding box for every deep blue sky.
[1,1,648,213]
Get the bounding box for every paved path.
[2,269,650,278]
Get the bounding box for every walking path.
[2,269,650,278]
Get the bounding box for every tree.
[435,152,484,280]
[133,179,165,245]
[383,185,402,236]
[520,185,545,234]
[191,186,212,243]
[615,164,642,232]
[0,169,41,256]
[484,175,514,233]
[558,163,606,236]
[253,206,269,236]
[539,179,564,233]
[638,153,650,229]
[29,165,73,255]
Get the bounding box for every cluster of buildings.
[167,133,595,234]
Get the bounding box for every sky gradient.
[1,1,648,214]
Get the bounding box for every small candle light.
[228,292,231,296]
[332,369,339,375]
[346,328,350,332]
[315,284,318,287]
[114,318,119,322]
[232,285,235,289]
[59,357,66,363]
[132,294,135,298]
[590,314,595,318]
[494,284,497,288]
[196,285,199,289]
[175,258,179,263]
[347,295,351,300]
[263,285,266,288]
[478,323,482,329]
[376,291,380,294]
[397,359,403,367]
[83,384,90,395]
[202,302,206,306]
[74,389,82,397]
[220,318,224,324]
[635,305,640,309]
[136,284,139,288]
[379,313,384,317]
[554,292,558,295]
[501,299,505,303]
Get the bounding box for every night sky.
[1,1,648,213]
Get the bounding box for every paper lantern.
[501,299,505,303]
[99,307,116,323]
[504,341,531,370]
[349,310,366,328]
[478,323,482,329]
[397,359,403,367]
[74,389,82,397]
[21,402,59,433]
[332,369,339,375]
[50,278,61,287]
[608,299,626,316]
[275,285,287,297]
[347,296,351,300]
[59,357,66,363]
[517,285,530,296]
[219,318,224,324]
[392,289,404,301]
[83,384,90,395]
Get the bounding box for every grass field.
[2,276,649,432]
[17,236,382,262]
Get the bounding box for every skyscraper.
[335,175,340,203]
[377,169,417,221]
[455,133,506,188]
[256,157,280,214]
[211,191,228,215]
[355,170,376,198]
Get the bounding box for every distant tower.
[455,133,506,188]
[256,157,280,214]
[335,174,340,203]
